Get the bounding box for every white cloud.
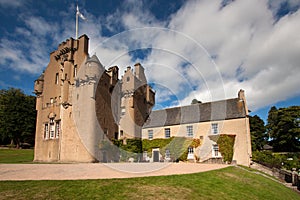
[1,0,299,113]
[139,0,300,112]
[87,0,300,112]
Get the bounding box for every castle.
[34,35,154,162]
[34,35,251,166]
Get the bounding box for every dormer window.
[127,77,130,82]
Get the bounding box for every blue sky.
[0,0,299,122]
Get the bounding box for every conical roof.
[86,54,103,67]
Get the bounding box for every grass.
[0,148,34,163]
[0,149,299,199]
[0,167,299,200]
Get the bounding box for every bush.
[252,151,300,170]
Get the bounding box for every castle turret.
[119,63,155,139]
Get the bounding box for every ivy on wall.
[110,137,202,162]
[143,137,201,161]
[217,134,236,163]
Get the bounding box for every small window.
[120,130,123,137]
[55,73,59,84]
[188,147,194,154]
[186,125,193,137]
[121,107,126,116]
[55,121,60,138]
[44,124,49,139]
[148,130,153,140]
[212,144,220,157]
[74,65,77,77]
[126,76,130,82]
[211,123,219,134]
[65,73,68,81]
[165,128,170,138]
[49,122,55,139]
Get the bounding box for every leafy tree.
[249,115,267,151]
[0,88,36,148]
[267,106,300,152]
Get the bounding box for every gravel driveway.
[0,163,228,180]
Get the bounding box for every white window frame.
[186,125,193,137]
[49,122,55,139]
[188,147,194,154]
[55,120,61,138]
[211,123,219,134]
[148,129,153,140]
[212,144,220,157]
[165,128,170,138]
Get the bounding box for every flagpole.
[75,5,79,39]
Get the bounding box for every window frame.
[55,120,61,138]
[186,125,193,137]
[212,144,220,157]
[211,123,219,134]
[55,73,59,84]
[148,129,153,140]
[164,128,171,138]
[44,123,49,139]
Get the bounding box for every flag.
[76,5,86,20]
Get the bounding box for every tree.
[267,106,300,152]
[0,88,36,148]
[249,115,267,151]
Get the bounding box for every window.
[65,73,68,81]
[49,122,55,139]
[44,124,49,139]
[74,65,77,77]
[126,76,130,82]
[165,149,170,159]
[186,125,193,137]
[165,128,170,138]
[188,147,194,154]
[211,123,219,134]
[55,73,59,84]
[148,130,153,140]
[55,121,60,138]
[212,144,220,157]
[121,107,126,116]
[50,98,54,104]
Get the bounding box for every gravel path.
[0,163,228,181]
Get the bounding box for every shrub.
[252,151,300,170]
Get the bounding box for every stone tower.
[34,35,154,162]
[34,35,95,162]
[119,63,155,139]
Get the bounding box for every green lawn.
[0,148,34,163]
[0,167,299,200]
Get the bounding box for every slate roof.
[143,98,247,128]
